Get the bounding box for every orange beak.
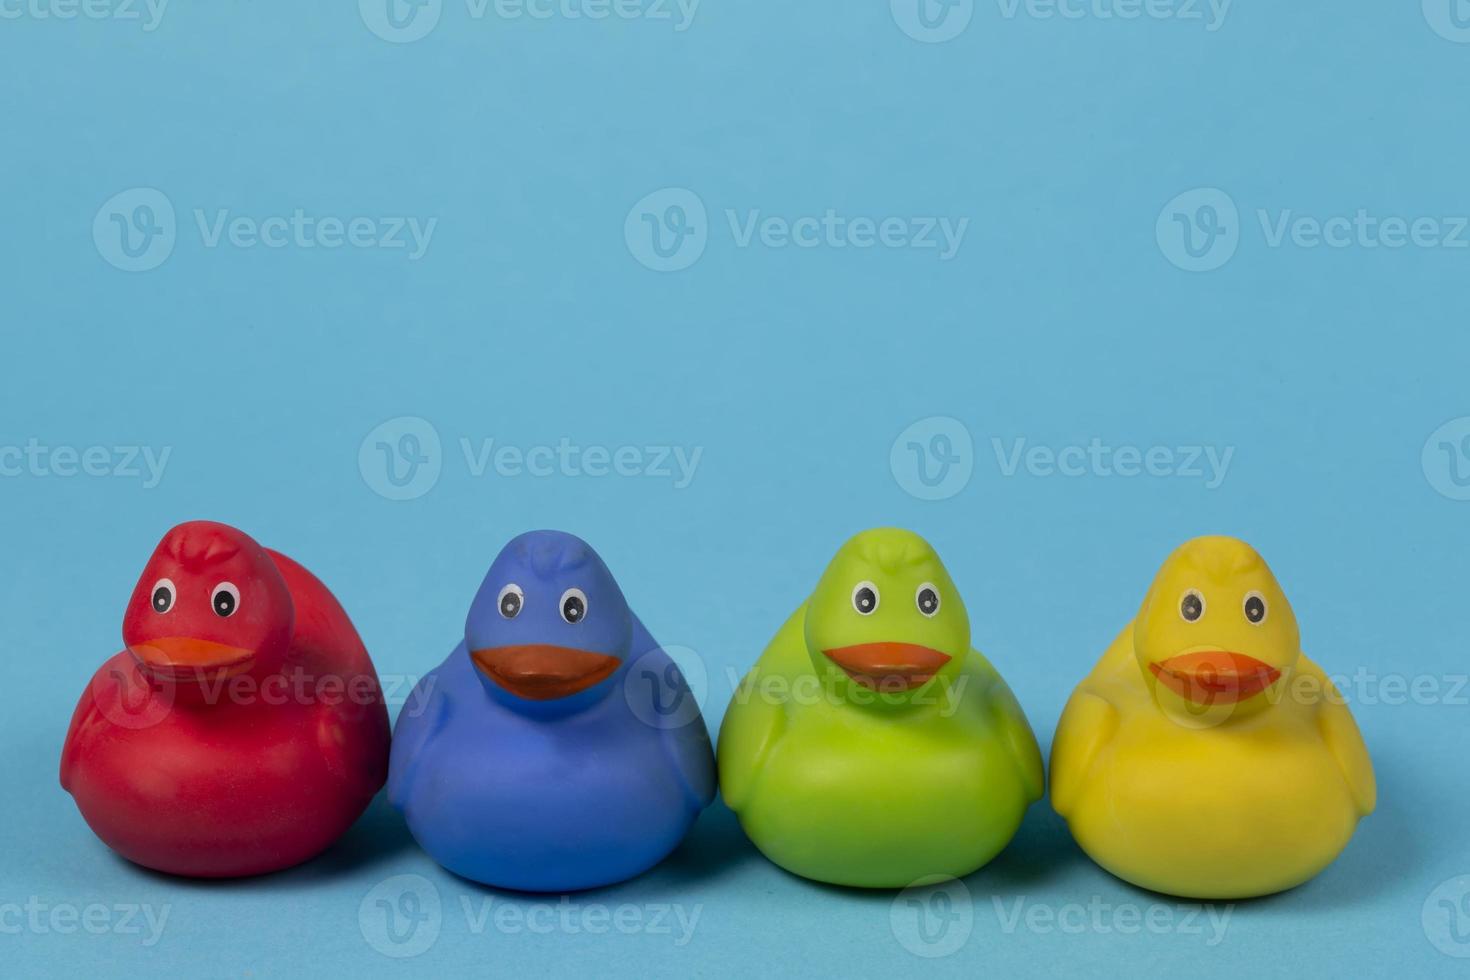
[128,636,254,678]
[471,644,621,701]
[1149,650,1281,705]
[823,642,952,692]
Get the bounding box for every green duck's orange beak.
[471,644,621,700]
[823,642,951,692]
[128,636,254,679]
[1149,650,1281,705]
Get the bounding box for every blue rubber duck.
[388,530,716,891]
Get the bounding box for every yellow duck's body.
[1050,537,1375,900]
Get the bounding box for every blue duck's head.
[464,531,633,714]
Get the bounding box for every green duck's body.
[718,529,1043,888]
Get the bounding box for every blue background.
[4,1,1470,976]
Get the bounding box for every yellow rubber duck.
[1050,536,1375,899]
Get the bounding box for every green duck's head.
[802,528,970,705]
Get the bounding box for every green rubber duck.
[718,528,1044,887]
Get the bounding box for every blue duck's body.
[388,531,715,891]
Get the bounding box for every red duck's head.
[122,521,294,688]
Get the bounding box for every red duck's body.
[60,523,390,877]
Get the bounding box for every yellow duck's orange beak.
[128,636,254,678]
[823,642,951,692]
[471,644,621,700]
[1149,650,1280,705]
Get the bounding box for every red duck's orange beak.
[471,644,621,700]
[1149,650,1281,705]
[129,636,254,679]
[823,642,952,692]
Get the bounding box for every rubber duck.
[1050,535,1375,898]
[388,530,716,891]
[60,521,391,877]
[718,528,1043,888]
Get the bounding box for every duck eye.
[150,578,175,614]
[1179,589,1205,623]
[560,588,587,625]
[211,582,240,618]
[852,581,879,615]
[1244,591,1267,624]
[497,584,524,619]
[916,583,940,617]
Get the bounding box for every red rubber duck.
[60,521,391,877]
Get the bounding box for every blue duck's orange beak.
[128,636,254,678]
[1149,650,1281,705]
[471,644,621,700]
[822,642,951,692]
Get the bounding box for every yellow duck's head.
[1133,536,1300,724]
